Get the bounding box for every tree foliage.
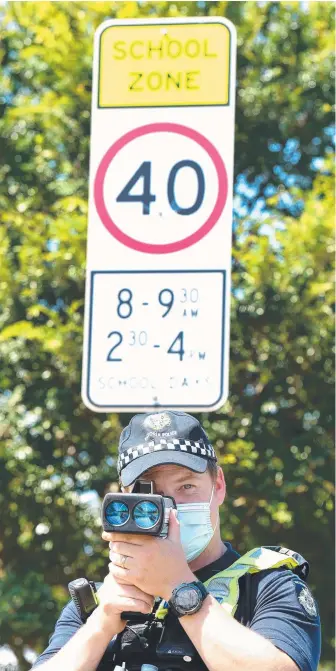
[0,2,334,668]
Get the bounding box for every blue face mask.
[176,486,218,563]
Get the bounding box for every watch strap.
[193,580,209,599]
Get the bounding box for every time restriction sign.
[82,17,237,412]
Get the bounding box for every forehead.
[141,464,204,481]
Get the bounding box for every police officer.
[31,411,321,671]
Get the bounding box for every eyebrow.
[174,471,200,483]
[145,470,200,484]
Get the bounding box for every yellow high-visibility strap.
[203,547,300,616]
[153,547,300,621]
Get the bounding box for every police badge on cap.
[144,412,172,431]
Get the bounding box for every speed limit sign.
[94,122,228,254]
[82,17,237,412]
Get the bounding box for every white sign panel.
[82,17,237,412]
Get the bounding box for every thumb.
[168,507,181,542]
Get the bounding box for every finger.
[109,540,139,557]
[119,596,154,615]
[120,587,155,612]
[102,531,144,545]
[109,551,135,570]
[109,562,133,583]
[122,588,155,610]
[167,507,181,542]
[104,571,154,609]
[119,582,155,606]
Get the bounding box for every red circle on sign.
[94,123,228,254]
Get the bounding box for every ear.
[215,466,226,506]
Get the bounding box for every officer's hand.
[102,509,195,601]
[95,570,155,634]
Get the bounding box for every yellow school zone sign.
[98,22,231,108]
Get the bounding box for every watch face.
[175,585,200,611]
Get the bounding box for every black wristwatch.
[168,581,209,618]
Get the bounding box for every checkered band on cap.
[117,439,217,473]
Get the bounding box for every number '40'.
[116,160,204,216]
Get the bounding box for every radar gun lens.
[105,501,129,526]
[133,501,160,529]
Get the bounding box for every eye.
[181,484,195,491]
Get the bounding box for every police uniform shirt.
[31,542,321,671]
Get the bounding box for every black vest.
[110,575,252,671]
[99,544,246,671]
[95,544,308,671]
